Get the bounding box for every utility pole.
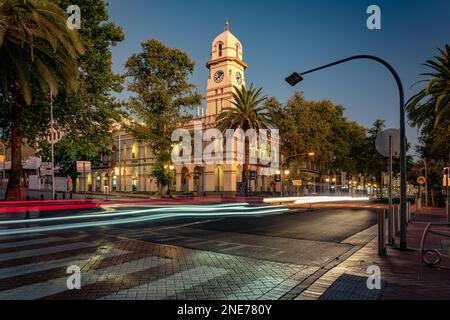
[118,135,121,192]
[50,89,55,200]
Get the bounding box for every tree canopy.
[124,39,202,190]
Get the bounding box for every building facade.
[80,22,280,195]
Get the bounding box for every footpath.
[296,207,450,300]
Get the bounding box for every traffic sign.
[375,129,400,158]
[417,176,426,185]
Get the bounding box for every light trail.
[294,196,370,204]
[0,203,254,225]
[0,205,288,236]
[263,196,370,204]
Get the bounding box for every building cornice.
[206,57,248,70]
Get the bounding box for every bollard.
[377,209,387,256]
[388,205,395,246]
[406,202,411,223]
[393,204,400,236]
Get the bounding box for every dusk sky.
[107,0,450,152]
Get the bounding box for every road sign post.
[376,129,400,246]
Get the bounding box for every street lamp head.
[284,170,290,175]
[276,170,281,175]
[285,72,303,86]
[308,152,315,157]
[169,165,174,170]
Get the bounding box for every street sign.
[76,161,91,173]
[417,176,426,185]
[292,180,302,186]
[375,129,401,158]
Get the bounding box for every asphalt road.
[0,203,378,268]
[99,207,378,267]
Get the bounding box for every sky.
[106,0,450,153]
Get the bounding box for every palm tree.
[407,44,450,129]
[216,83,273,194]
[0,0,84,199]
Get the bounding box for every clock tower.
[205,19,247,117]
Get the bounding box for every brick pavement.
[296,207,450,300]
[0,230,320,300]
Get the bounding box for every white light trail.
[0,204,288,236]
[263,196,370,204]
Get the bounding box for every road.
[0,203,378,300]
[98,207,377,266]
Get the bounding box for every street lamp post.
[286,55,408,249]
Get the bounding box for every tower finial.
[225,18,229,31]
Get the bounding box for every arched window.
[218,43,223,57]
[235,43,240,58]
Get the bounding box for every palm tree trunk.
[6,107,25,200]
[243,137,250,195]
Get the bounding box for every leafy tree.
[39,135,111,190]
[0,0,84,199]
[36,0,125,189]
[51,0,125,139]
[216,84,273,192]
[270,92,368,185]
[358,120,387,185]
[124,39,202,193]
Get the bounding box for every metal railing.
[420,222,450,268]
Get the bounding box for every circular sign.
[375,129,401,158]
[417,176,426,185]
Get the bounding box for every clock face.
[235,71,243,85]
[214,70,224,83]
